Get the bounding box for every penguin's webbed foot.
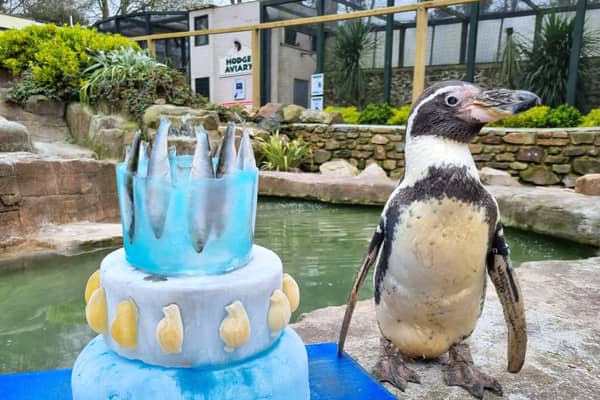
[444,343,503,399]
[373,337,421,391]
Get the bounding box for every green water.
[0,199,597,374]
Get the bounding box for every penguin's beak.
[461,89,541,123]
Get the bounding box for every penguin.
[337,81,539,399]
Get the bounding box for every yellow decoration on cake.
[282,273,300,312]
[85,287,107,334]
[219,301,251,352]
[111,298,138,349]
[268,289,291,337]
[84,269,101,303]
[156,304,184,354]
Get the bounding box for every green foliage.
[326,20,375,107]
[579,109,600,127]
[500,28,520,88]
[82,47,193,121]
[324,106,360,124]
[489,104,582,128]
[0,24,137,102]
[358,103,393,125]
[518,14,600,109]
[387,105,412,125]
[543,104,582,128]
[489,106,550,128]
[257,132,310,172]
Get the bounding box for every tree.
[20,0,90,25]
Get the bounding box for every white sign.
[311,96,323,110]
[233,78,245,100]
[311,73,324,96]
[219,41,252,77]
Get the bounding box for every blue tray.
[0,343,394,400]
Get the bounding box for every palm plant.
[518,14,600,109]
[327,19,375,108]
[256,132,310,172]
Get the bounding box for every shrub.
[543,104,582,128]
[489,106,550,128]
[256,132,310,172]
[0,24,137,101]
[579,109,600,127]
[81,47,193,121]
[358,103,393,125]
[387,105,411,125]
[324,106,360,124]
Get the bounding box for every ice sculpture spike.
[146,117,171,239]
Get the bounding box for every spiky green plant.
[327,19,375,108]
[256,132,310,172]
[80,47,166,102]
[518,14,600,110]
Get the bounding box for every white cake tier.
[100,246,283,368]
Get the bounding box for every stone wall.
[282,124,600,186]
[0,153,119,247]
[325,59,600,109]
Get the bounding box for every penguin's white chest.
[375,197,490,358]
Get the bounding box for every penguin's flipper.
[337,219,385,356]
[486,224,527,373]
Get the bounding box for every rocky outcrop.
[319,160,358,177]
[258,171,600,246]
[292,257,600,400]
[358,163,389,180]
[23,95,65,118]
[0,117,32,152]
[0,153,119,247]
[142,104,220,131]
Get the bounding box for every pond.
[0,199,597,374]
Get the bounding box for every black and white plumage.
[338,81,538,398]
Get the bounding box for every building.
[188,2,316,107]
[0,14,41,31]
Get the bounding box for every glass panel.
[194,15,208,46]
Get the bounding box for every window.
[194,15,208,46]
[284,29,297,46]
[195,77,210,100]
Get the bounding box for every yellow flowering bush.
[387,104,411,125]
[579,109,600,127]
[324,106,360,124]
[0,24,137,101]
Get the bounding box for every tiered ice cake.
[72,118,310,400]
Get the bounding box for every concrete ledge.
[259,171,600,247]
[292,257,600,399]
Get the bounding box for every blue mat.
[0,343,394,400]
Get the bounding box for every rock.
[551,164,571,174]
[569,131,596,145]
[491,185,600,246]
[562,175,578,188]
[370,134,389,145]
[357,163,389,180]
[319,160,358,177]
[293,257,600,400]
[299,110,329,124]
[314,149,332,164]
[502,132,535,145]
[259,171,393,205]
[519,166,560,185]
[479,167,518,186]
[481,135,501,144]
[324,111,343,124]
[33,141,97,160]
[537,138,569,146]
[23,95,65,117]
[575,174,600,196]
[0,119,32,152]
[282,104,304,122]
[142,105,220,131]
[257,103,284,120]
[563,147,586,157]
[516,147,544,163]
[31,223,122,255]
[0,153,119,247]
[469,144,483,154]
[573,157,600,175]
[66,102,94,144]
[509,161,528,171]
[381,159,396,171]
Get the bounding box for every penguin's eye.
[445,96,459,107]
